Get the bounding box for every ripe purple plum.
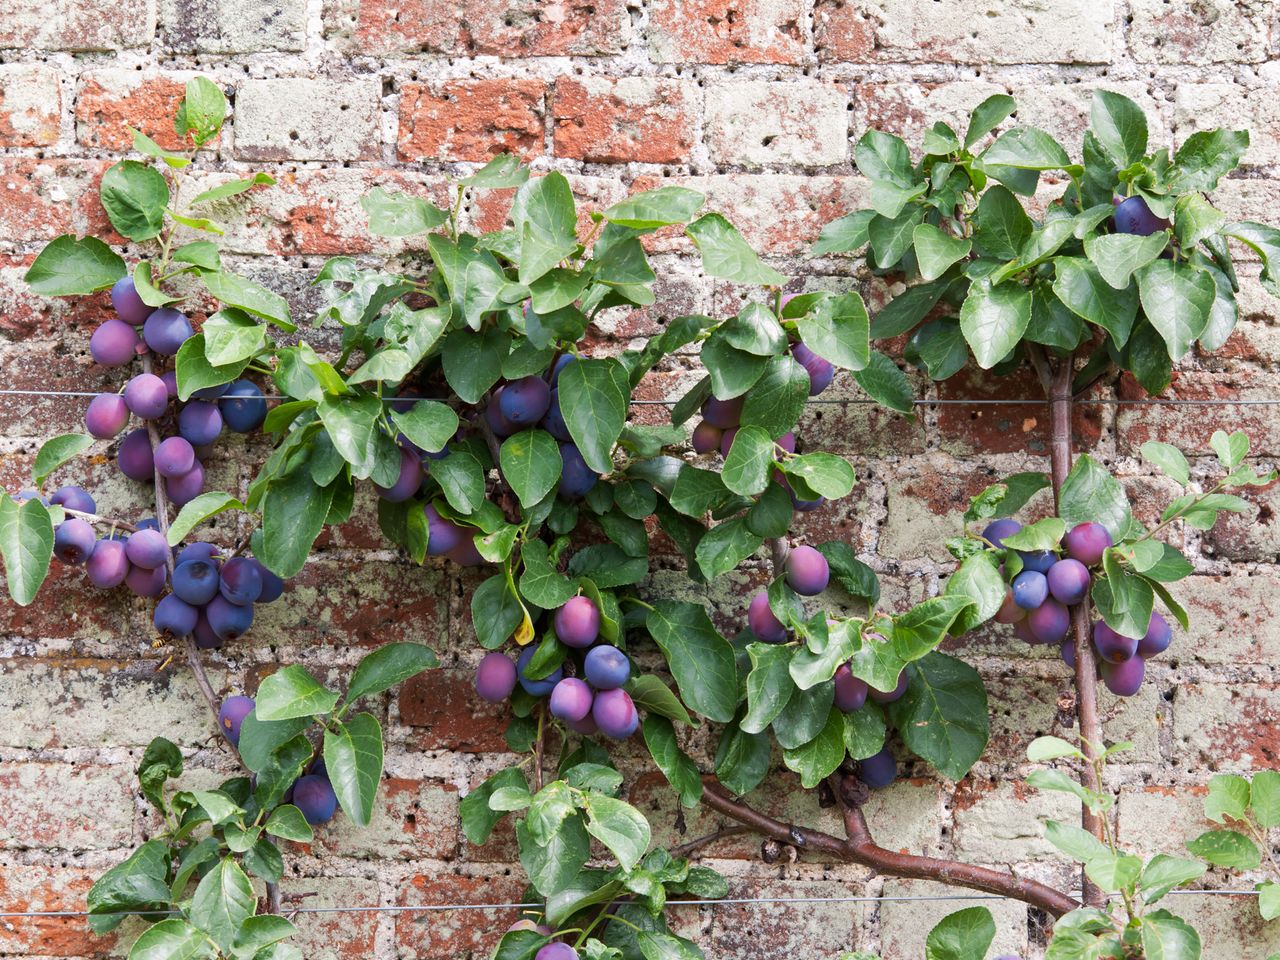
[161,371,177,397]
[173,559,221,605]
[1018,550,1056,574]
[118,429,155,482]
[747,591,787,643]
[792,342,835,395]
[543,390,571,442]
[535,945,578,960]
[165,460,205,506]
[691,420,722,455]
[1063,522,1112,567]
[293,774,338,825]
[154,594,198,637]
[857,747,896,789]
[517,645,563,697]
[1092,621,1138,663]
[86,539,130,588]
[592,688,639,739]
[53,518,96,564]
[500,375,551,427]
[549,677,594,723]
[1011,570,1049,610]
[982,518,1021,547]
[868,672,908,704]
[785,545,830,596]
[486,387,518,438]
[718,427,739,459]
[110,277,152,325]
[1061,639,1077,669]
[446,537,485,566]
[475,651,518,703]
[218,695,254,746]
[220,381,267,432]
[207,595,254,641]
[253,560,285,603]
[834,664,869,712]
[142,308,193,355]
[193,612,221,650]
[50,486,96,514]
[90,319,141,367]
[701,396,743,429]
[584,645,630,690]
[550,354,575,384]
[1101,656,1145,697]
[555,595,601,648]
[375,447,423,502]
[776,432,796,454]
[86,393,130,439]
[192,381,230,401]
[559,444,597,499]
[178,402,223,446]
[154,436,195,478]
[1028,599,1070,644]
[219,556,263,605]
[125,528,171,569]
[124,374,169,420]
[567,713,598,735]
[125,563,167,597]
[1113,196,1169,237]
[1013,618,1039,645]
[1047,558,1091,605]
[424,504,466,556]
[177,541,219,565]
[1137,613,1172,659]
[994,587,1027,624]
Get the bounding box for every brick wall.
[1,1,1279,957]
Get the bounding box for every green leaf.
[390,401,459,454]
[202,309,266,366]
[32,433,95,487]
[943,551,1005,635]
[724,302,787,356]
[558,358,630,475]
[1186,829,1261,869]
[852,351,914,414]
[964,94,1017,148]
[627,675,694,726]
[974,188,1033,263]
[637,932,704,960]
[518,540,580,609]
[740,355,810,437]
[0,497,53,606]
[459,153,529,188]
[913,223,972,281]
[87,840,172,934]
[189,858,254,953]
[984,127,1074,171]
[642,715,702,807]
[1210,429,1249,470]
[100,159,169,241]
[781,705,846,788]
[924,906,996,960]
[1136,260,1215,359]
[1090,90,1148,167]
[25,235,126,296]
[868,206,924,268]
[462,767,528,845]
[166,492,245,546]
[345,643,439,706]
[500,429,562,508]
[518,814,589,897]
[790,620,859,690]
[175,76,227,146]
[323,712,384,828]
[175,334,250,401]
[512,172,578,285]
[256,665,339,721]
[259,466,336,578]
[869,281,948,339]
[1094,551,1155,640]
[714,721,771,796]
[771,680,835,749]
[854,129,913,184]
[959,280,1032,369]
[646,602,738,723]
[431,450,486,514]
[794,292,871,371]
[264,804,313,843]
[361,186,447,236]
[1085,852,1144,893]
[887,653,988,780]
[1250,770,1280,828]
[603,187,704,229]
[130,127,190,168]
[583,794,651,871]
[472,573,525,649]
[1259,881,1280,922]
[811,209,875,256]
[742,643,797,735]
[999,517,1066,552]
[1045,819,1110,862]
[201,271,294,331]
[1140,909,1202,960]
[701,331,768,399]
[1174,194,1225,250]
[1027,736,1085,762]
[1084,231,1169,290]
[1170,129,1249,192]
[892,595,974,661]
[722,426,775,497]
[1059,454,1133,543]
[843,704,887,760]
[232,915,296,956]
[1226,221,1280,297]
[870,179,926,218]
[686,213,787,286]
[1053,257,1138,346]
[187,173,274,207]
[1141,441,1190,485]
[237,710,312,774]
[695,516,762,580]
[1139,855,1207,904]
[127,919,215,960]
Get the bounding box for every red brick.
[76,72,189,151]
[813,0,875,61]
[396,871,527,958]
[0,762,134,850]
[937,366,1104,456]
[0,0,154,50]
[648,0,806,64]
[0,158,109,243]
[1116,370,1280,456]
[0,865,117,957]
[0,254,115,341]
[400,669,515,754]
[1202,477,1280,564]
[399,80,545,162]
[0,65,61,148]
[290,877,380,958]
[553,78,698,165]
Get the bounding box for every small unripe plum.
[719,427,738,458]
[592,688,639,739]
[584,645,630,690]
[220,556,263,606]
[559,444,597,499]
[193,612,222,650]
[517,645,563,697]
[542,390,571,442]
[1018,550,1056,574]
[1011,570,1049,610]
[165,460,205,507]
[1137,613,1172,659]
[476,651,518,703]
[1047,558,1091,605]
[154,436,195,478]
[555,595,600,648]
[86,393,130,439]
[1092,621,1138,663]
[1027,599,1070,644]
[293,774,338,825]
[424,504,466,556]
[549,677,594,723]
[508,919,553,935]
[868,672,908,704]
[994,587,1027,624]
[747,591,787,643]
[86,539,129,588]
[1101,656,1145,697]
[785,545,830,596]
[375,447,423,502]
[54,518,96,565]
[701,396,743,429]
[154,594,198,637]
[177,542,219,565]
[982,518,1021,547]
[253,560,285,603]
[125,563,167,598]
[691,420,722,455]
[500,375,551,427]
[51,486,96,514]
[792,342,835,396]
[207,595,254,641]
[220,381,267,433]
[173,559,221,605]
[124,374,169,419]
[218,695,254,746]
[125,528,171,569]
[1063,522,1112,566]
[535,944,578,960]
[178,401,223,446]
[90,319,141,367]
[857,747,896,789]
[110,277,152,325]
[118,429,155,482]
[142,308,194,355]
[834,664,868,712]
[486,387,518,438]
[1113,196,1169,237]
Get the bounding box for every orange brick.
[399,80,545,162]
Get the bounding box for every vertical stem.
[1043,351,1106,908]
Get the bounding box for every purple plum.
[165,460,205,506]
[701,396,743,429]
[125,563,167,598]
[476,652,518,703]
[499,375,551,427]
[424,504,466,556]
[1047,558,1091,605]
[125,528,170,569]
[90,319,141,367]
[154,594,198,637]
[154,436,195,478]
[792,342,835,395]
[1113,196,1169,237]
[785,545,829,596]
[559,444,597,499]
[592,688,639,739]
[747,591,788,643]
[86,539,129,588]
[124,373,169,420]
[53,518,96,564]
[982,518,1021,548]
[219,556,263,606]
[1012,570,1049,610]
[118,428,155,482]
[217,695,254,746]
[517,645,563,697]
[995,587,1027,624]
[1137,613,1172,659]
[1063,522,1112,567]
[834,664,868,712]
[1101,656,1145,697]
[206,595,254,641]
[220,381,267,433]
[1093,621,1138,663]
[293,774,338,824]
[549,677,594,723]
[584,645,630,690]
[142,308,193,355]
[375,447,423,502]
[110,277,152,325]
[86,393,129,439]
[868,672,908,704]
[1028,599,1070,644]
[178,401,223,446]
[857,747,896,789]
[555,595,600,648]
[172,559,220,605]
[691,420,722,455]
[50,486,95,514]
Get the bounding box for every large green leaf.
[1084,231,1169,290]
[461,767,528,845]
[771,680,835,749]
[500,429,562,507]
[189,858,254,953]
[740,355,810,437]
[1136,260,1215,359]
[100,160,169,241]
[260,465,336,578]
[852,351,914,413]
[518,814,589,897]
[714,721,771,796]
[924,906,996,960]
[127,919,216,960]
[959,280,1031,368]
[781,705,846,788]
[721,425,775,496]
[1089,91,1148,167]
[257,665,339,721]
[25,235,126,295]
[200,271,294,331]
[1139,910,1202,960]
[361,187,448,236]
[323,712,384,828]
[1170,129,1249,192]
[472,573,525,649]
[646,602,737,723]
[794,292,871,371]
[440,326,508,404]
[583,794,651,871]
[1059,454,1133,542]
[686,213,787,286]
[345,642,439,705]
[742,643,796,734]
[913,223,972,281]
[1053,257,1138,346]
[694,516,762,580]
[559,357,630,475]
[603,187,705,229]
[642,715,702,807]
[0,497,53,606]
[887,653,988,780]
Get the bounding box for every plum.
[1101,656,1145,697]
[293,774,338,825]
[219,556,263,606]
[154,436,195,478]
[517,645,563,697]
[747,591,788,643]
[1047,558,1091,605]
[592,688,639,739]
[90,319,141,367]
[124,373,169,420]
[994,587,1027,624]
[220,381,267,433]
[691,420,722,455]
[154,594,198,637]
[423,504,466,556]
[701,396,743,429]
[500,375,551,427]
[446,537,485,566]
[192,381,230,401]
[86,393,130,439]
[868,672,908,704]
[86,539,129,588]
[50,486,96,514]
[776,432,796,454]
[1060,639,1077,669]
[110,277,152,325]
[375,447,423,502]
[486,387,518,438]
[253,560,285,603]
[476,652,518,703]
[1018,550,1056,574]
[177,542,220,565]
[53,518,96,564]
[982,518,1021,547]
[1137,613,1172,659]
[542,390,571,442]
[1113,196,1169,237]
[535,945,578,960]
[1092,621,1138,663]
[217,695,254,746]
[1013,618,1039,645]
[1027,599,1070,644]
[193,612,222,650]
[550,354,576,384]
[161,371,178,397]
[125,528,171,569]
[178,401,223,446]
[1011,570,1049,610]
[1063,522,1112,566]
[792,342,835,395]
[118,429,155,482]
[206,594,254,641]
[555,595,600,648]
[172,559,221,604]
[718,427,738,458]
[584,645,630,690]
[785,545,830,596]
[125,563,168,598]
[549,677,594,723]
[165,460,205,506]
[834,664,868,712]
[567,713,598,736]
[559,444,597,498]
[857,746,896,789]
[142,308,193,355]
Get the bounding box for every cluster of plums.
[986,518,1172,696]
[218,696,337,825]
[86,277,267,508]
[474,594,639,739]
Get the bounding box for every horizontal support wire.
[0,888,1259,920]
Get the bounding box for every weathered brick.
[1176,576,1280,664]
[1173,682,1280,769]
[76,71,190,152]
[0,0,155,49]
[1167,887,1280,958]
[466,172,628,241]
[852,80,1005,149]
[880,462,991,563]
[1175,83,1280,166]
[1116,785,1211,859]
[0,65,61,148]
[816,0,1114,65]
[553,78,698,165]
[647,0,806,64]
[1202,478,1280,564]
[879,879,1027,958]
[0,762,134,850]
[0,864,117,957]
[317,777,458,860]
[1116,371,1280,456]
[0,158,109,243]
[1129,0,1274,64]
[396,871,527,959]
[952,779,1078,862]
[705,80,849,168]
[398,669,514,754]
[289,875,381,960]
[707,879,871,958]
[399,80,545,162]
[234,79,381,162]
[159,0,306,52]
